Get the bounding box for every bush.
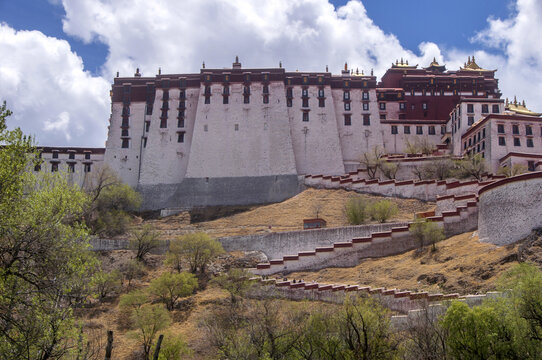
[497,163,528,177]
[92,269,122,301]
[345,196,369,225]
[410,218,445,250]
[165,238,183,272]
[123,259,146,287]
[130,225,161,262]
[177,233,224,274]
[151,331,192,360]
[369,200,398,223]
[148,272,198,311]
[129,304,172,359]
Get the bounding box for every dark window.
[404,126,410,134]
[121,129,129,137]
[514,137,521,146]
[477,144,480,152]
[84,163,91,173]
[441,126,446,135]
[85,153,91,160]
[528,161,536,171]
[477,132,481,142]
[177,132,185,143]
[302,98,309,107]
[51,163,58,172]
[286,88,293,98]
[52,152,58,159]
[416,126,423,135]
[287,99,293,107]
[422,103,428,110]
[467,104,474,113]
[318,88,324,97]
[244,86,250,95]
[380,114,386,120]
[526,125,533,135]
[145,121,150,132]
[362,91,369,100]
[481,104,489,113]
[68,163,75,173]
[513,125,519,135]
[223,86,229,95]
[302,112,309,122]
[263,85,269,94]
[399,102,405,110]
[302,88,308,97]
[234,124,239,131]
[204,85,211,95]
[482,141,485,150]
[463,142,467,150]
[527,138,534,147]
[204,96,210,104]
[69,153,75,160]
[363,115,370,126]
[178,118,185,128]
[498,124,505,133]
[391,125,398,134]
[122,139,129,148]
[428,126,435,135]
[468,117,474,126]
[34,164,41,172]
[468,138,472,146]
[363,103,369,111]
[143,137,147,148]
[482,128,486,138]
[344,102,350,111]
[244,95,250,104]
[318,98,325,107]
[379,102,386,110]
[492,104,500,113]
[146,104,153,115]
[344,114,351,126]
[343,91,350,100]
[178,100,185,109]
[263,95,269,104]
[223,96,229,105]
[160,118,167,128]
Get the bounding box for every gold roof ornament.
[202,61,205,69]
[460,55,495,72]
[326,65,329,72]
[506,97,542,116]
[345,62,348,71]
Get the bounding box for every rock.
[417,273,447,285]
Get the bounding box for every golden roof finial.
[345,62,348,71]
[514,95,517,105]
[406,60,409,65]
[400,57,404,65]
[472,55,475,63]
[158,67,161,75]
[202,61,205,69]
[371,68,373,76]
[505,97,509,106]
[361,69,364,75]
[523,99,526,107]
[396,59,398,65]
[235,55,239,63]
[433,57,436,63]
[326,65,329,72]
[468,56,471,64]
[279,61,282,68]
[356,67,359,75]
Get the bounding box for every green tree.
[345,196,369,225]
[381,162,400,180]
[123,258,146,287]
[148,272,198,311]
[410,218,445,251]
[177,233,224,274]
[165,238,184,273]
[0,101,98,359]
[151,332,192,360]
[130,224,161,262]
[129,304,172,359]
[369,199,399,223]
[83,165,141,236]
[91,269,122,301]
[421,158,455,180]
[213,268,254,306]
[455,153,487,180]
[497,163,528,178]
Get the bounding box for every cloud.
[472,0,542,109]
[0,24,110,147]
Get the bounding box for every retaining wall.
[253,199,478,275]
[478,171,542,245]
[218,222,409,259]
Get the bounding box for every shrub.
[410,218,445,250]
[369,200,398,223]
[92,269,122,301]
[148,272,198,311]
[497,163,528,177]
[177,233,224,274]
[123,259,146,287]
[129,304,172,359]
[345,196,369,225]
[130,224,161,262]
[151,331,192,360]
[165,238,183,273]
[381,162,400,180]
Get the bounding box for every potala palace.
[37,57,542,210]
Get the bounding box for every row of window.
[35,162,92,173]
[50,152,92,160]
[497,123,539,136]
[390,125,446,135]
[466,103,500,114]
[464,128,487,150]
[498,137,535,147]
